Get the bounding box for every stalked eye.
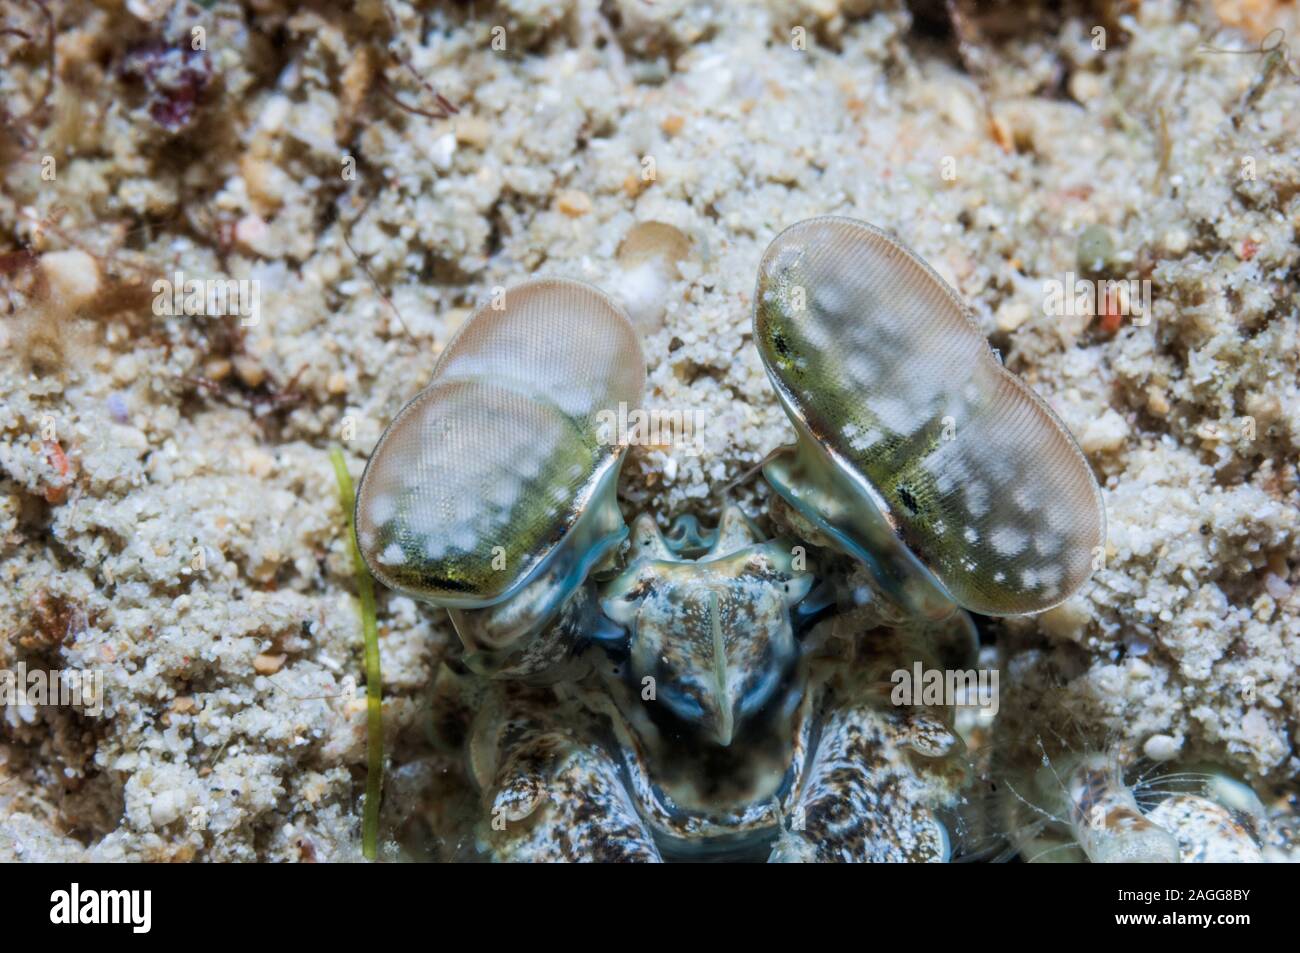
[356,277,645,622]
[754,217,1105,618]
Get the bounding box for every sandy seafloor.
[0,0,1298,861]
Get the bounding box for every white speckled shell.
[356,277,645,607]
[755,217,1105,616]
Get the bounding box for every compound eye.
[356,278,645,612]
[754,216,1105,616]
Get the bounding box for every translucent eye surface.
[754,217,1105,616]
[356,277,645,608]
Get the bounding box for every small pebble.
[454,116,492,148]
[233,355,265,389]
[107,391,130,423]
[1069,70,1103,103]
[1079,407,1129,453]
[1077,224,1114,273]
[112,354,139,385]
[1162,227,1189,255]
[1264,573,1291,601]
[241,157,289,210]
[995,300,1031,332]
[244,448,275,478]
[234,213,271,253]
[150,789,185,827]
[555,189,592,217]
[1144,733,1182,761]
[429,132,457,171]
[41,249,102,310]
[205,358,233,381]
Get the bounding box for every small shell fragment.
[616,221,691,268]
[254,652,287,675]
[614,221,691,334]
